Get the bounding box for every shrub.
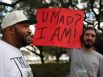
[30,62,70,77]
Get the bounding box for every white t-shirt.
[66,48,103,77]
[0,40,33,77]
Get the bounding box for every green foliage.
[43,46,66,56]
[43,46,66,63]
[30,63,70,77]
[19,0,41,8]
[95,32,103,54]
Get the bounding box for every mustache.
[25,34,32,37]
[85,39,92,42]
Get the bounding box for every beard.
[83,39,94,48]
[14,26,32,48]
[16,33,32,47]
[25,35,32,44]
[21,35,32,46]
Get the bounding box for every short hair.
[80,27,97,43]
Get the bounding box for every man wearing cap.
[0,10,34,77]
[66,27,103,77]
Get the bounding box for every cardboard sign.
[33,8,84,48]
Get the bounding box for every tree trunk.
[40,54,45,64]
[39,46,45,64]
[55,50,61,63]
[56,55,60,63]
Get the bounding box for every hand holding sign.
[33,8,84,48]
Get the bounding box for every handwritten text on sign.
[33,8,84,48]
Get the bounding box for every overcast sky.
[2,0,11,4]
[2,0,51,4]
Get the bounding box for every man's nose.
[27,28,32,34]
[88,35,92,40]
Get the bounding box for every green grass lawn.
[30,62,70,77]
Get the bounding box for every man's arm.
[98,56,103,77]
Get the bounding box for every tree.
[1,0,103,59]
[95,32,103,54]
[25,45,45,64]
[1,0,103,31]
[44,46,66,63]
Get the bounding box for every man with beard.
[67,27,103,77]
[0,10,34,77]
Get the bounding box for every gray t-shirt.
[67,48,103,77]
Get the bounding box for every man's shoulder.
[66,48,82,55]
[0,40,19,51]
[93,51,103,59]
[0,40,10,48]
